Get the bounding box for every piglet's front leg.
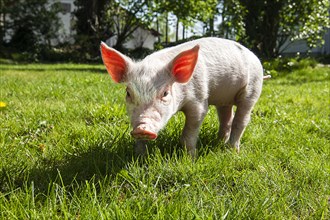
[180,101,208,157]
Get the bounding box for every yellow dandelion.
[0,102,7,108]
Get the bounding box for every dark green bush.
[126,47,154,60]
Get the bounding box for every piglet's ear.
[171,45,199,83]
[100,42,129,83]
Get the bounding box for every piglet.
[101,37,265,156]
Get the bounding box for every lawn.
[0,62,329,219]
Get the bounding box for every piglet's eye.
[126,89,131,97]
[163,91,169,97]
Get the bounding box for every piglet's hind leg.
[216,105,234,143]
[228,102,254,152]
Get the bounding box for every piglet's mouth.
[131,127,157,140]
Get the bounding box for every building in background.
[55,0,160,50]
[280,28,330,56]
[53,0,75,45]
[105,27,161,50]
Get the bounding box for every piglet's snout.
[131,125,158,140]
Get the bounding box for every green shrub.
[126,47,154,60]
[263,57,318,77]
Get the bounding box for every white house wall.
[124,27,157,50]
[106,27,158,50]
[280,28,330,55]
[51,0,76,45]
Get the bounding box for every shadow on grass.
[144,125,226,159]
[0,138,134,195]
[0,126,225,196]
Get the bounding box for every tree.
[219,0,330,58]
[1,0,62,52]
[0,0,11,47]
[217,0,245,40]
[105,0,155,51]
[155,0,217,42]
[74,0,155,55]
[74,0,108,36]
[280,0,330,50]
[73,0,108,58]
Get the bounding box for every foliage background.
[0,0,329,61]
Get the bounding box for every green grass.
[0,63,329,219]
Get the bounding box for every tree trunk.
[0,11,5,45]
[242,0,283,58]
[209,17,214,36]
[175,18,179,42]
[165,13,169,45]
[156,14,160,43]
